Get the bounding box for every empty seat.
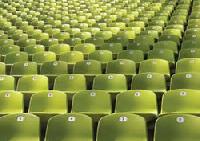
[0,75,15,91]
[48,44,70,56]
[29,91,67,117]
[106,59,136,75]
[45,113,93,141]
[132,73,167,93]
[4,52,28,65]
[154,114,200,141]
[179,48,200,59]
[40,61,68,76]
[115,90,157,119]
[74,43,96,55]
[161,89,200,115]
[53,74,87,93]
[170,73,200,90]
[118,50,144,64]
[72,90,112,119]
[32,51,56,65]
[153,41,178,54]
[0,45,20,56]
[100,43,123,55]
[0,62,5,74]
[73,60,102,75]
[139,59,170,76]
[96,113,147,141]
[59,51,84,64]
[176,58,200,73]
[88,50,113,64]
[93,74,127,93]
[0,91,23,115]
[16,75,49,93]
[10,62,38,76]
[0,113,40,141]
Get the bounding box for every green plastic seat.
[109,34,129,47]
[74,32,92,41]
[132,73,167,93]
[176,58,200,73]
[95,31,112,40]
[127,41,151,53]
[0,113,40,141]
[118,50,144,63]
[182,40,200,49]
[154,41,178,54]
[96,113,147,141]
[154,114,200,141]
[72,90,112,118]
[40,38,59,47]
[53,74,87,93]
[159,35,180,46]
[4,52,28,65]
[170,73,200,90]
[106,59,136,75]
[65,38,82,46]
[0,45,20,56]
[0,75,15,90]
[115,90,157,119]
[45,113,93,141]
[59,51,84,64]
[32,51,56,65]
[93,74,127,93]
[10,62,38,76]
[0,62,5,74]
[161,89,200,115]
[29,91,67,116]
[0,39,14,47]
[139,59,170,76]
[40,61,68,76]
[179,48,200,59]
[74,43,96,55]
[100,43,123,55]
[88,50,113,64]
[148,49,175,64]
[85,37,104,47]
[73,60,102,75]
[54,32,70,42]
[16,75,48,93]
[24,45,45,56]
[0,91,23,115]
[49,44,70,56]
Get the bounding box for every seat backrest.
[45,113,93,141]
[96,113,147,141]
[154,114,200,141]
[0,113,40,141]
[10,62,38,75]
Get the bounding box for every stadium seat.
[0,62,5,74]
[32,51,56,65]
[153,41,178,54]
[0,91,23,115]
[106,59,136,75]
[161,89,200,115]
[59,51,84,64]
[118,50,144,64]
[176,58,200,73]
[170,73,200,90]
[40,61,68,76]
[115,90,157,119]
[139,59,170,76]
[73,60,102,75]
[16,75,49,93]
[10,62,38,76]
[154,114,200,141]
[132,73,167,93]
[93,74,127,93]
[45,113,93,141]
[29,91,67,117]
[0,75,15,91]
[72,90,112,119]
[0,113,40,141]
[88,50,113,64]
[96,113,147,141]
[179,48,200,59]
[4,52,28,65]
[53,74,87,93]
